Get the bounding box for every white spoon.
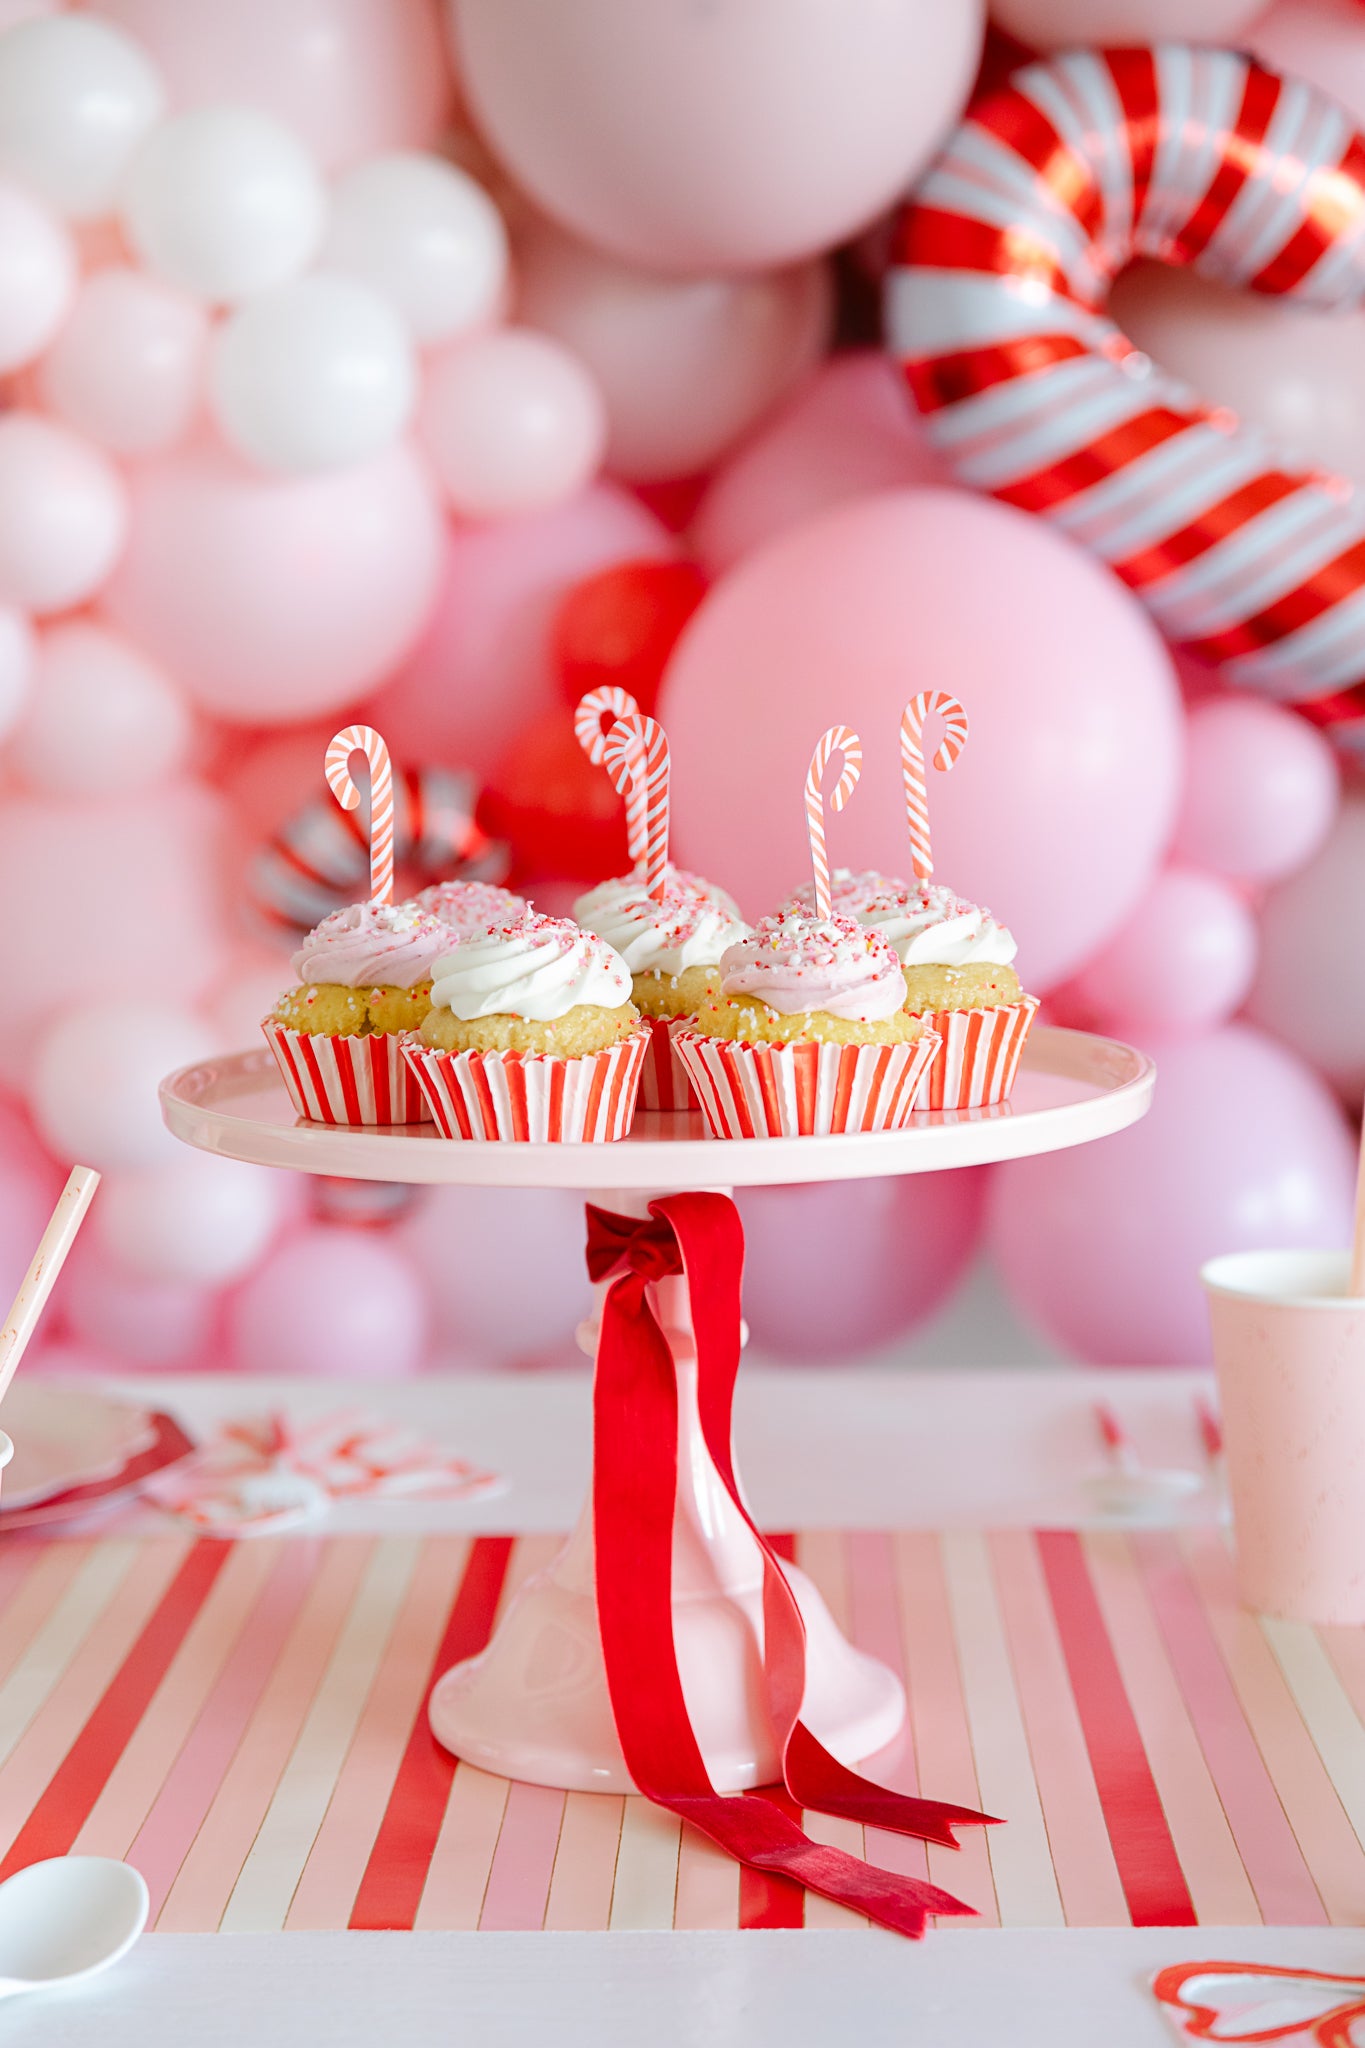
[0,1857,148,1999]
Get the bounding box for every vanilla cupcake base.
[912,997,1039,1111]
[675,1029,939,1139]
[263,1019,432,1126]
[403,1028,649,1142]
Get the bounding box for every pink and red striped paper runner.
[1,1524,1363,1932]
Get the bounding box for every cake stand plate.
[161,1026,1154,1794]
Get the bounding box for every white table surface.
[12,1365,1364,2048]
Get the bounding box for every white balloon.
[94,1149,286,1282]
[0,178,73,371]
[0,605,32,742]
[8,619,191,795]
[323,150,508,344]
[418,326,605,518]
[39,263,207,454]
[29,999,214,1169]
[0,413,127,615]
[120,104,327,303]
[0,15,162,217]
[209,272,416,471]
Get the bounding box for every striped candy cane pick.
[603,711,670,903]
[805,726,862,920]
[325,724,395,905]
[575,686,646,869]
[900,691,968,883]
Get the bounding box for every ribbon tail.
[784,1720,1001,1847]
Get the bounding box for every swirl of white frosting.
[293,900,450,989]
[719,912,905,1022]
[856,883,1017,969]
[428,912,633,1022]
[574,878,749,975]
[780,867,905,917]
[575,864,741,927]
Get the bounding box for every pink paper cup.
[402,1028,649,1141]
[911,996,1039,1112]
[674,1029,939,1139]
[1202,1249,1365,1623]
[262,1020,432,1126]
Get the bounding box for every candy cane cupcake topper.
[325,724,395,905]
[900,691,969,883]
[805,725,862,920]
[574,686,646,868]
[603,711,670,904]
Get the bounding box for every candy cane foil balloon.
[805,725,861,920]
[575,685,646,866]
[603,710,670,902]
[901,690,968,883]
[887,45,1365,758]
[325,724,394,904]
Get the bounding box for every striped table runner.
[0,1525,1361,1933]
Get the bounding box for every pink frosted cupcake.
[408,879,526,934]
[263,899,450,1125]
[402,911,649,1141]
[675,912,939,1138]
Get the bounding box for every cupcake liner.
[674,1028,940,1139]
[262,1020,432,1127]
[402,1028,649,1142]
[911,997,1039,1111]
[637,1015,699,1112]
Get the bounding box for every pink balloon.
[0,412,127,615]
[28,998,215,1170]
[452,0,983,273]
[515,219,830,484]
[1251,1,1365,134]
[418,327,606,519]
[0,780,231,1084]
[692,350,954,576]
[1172,695,1340,885]
[989,1023,1356,1367]
[8,619,193,796]
[1247,787,1365,1112]
[1068,866,1258,1037]
[0,604,33,742]
[737,1169,984,1362]
[0,1106,61,1309]
[0,178,73,373]
[226,1224,428,1375]
[102,438,444,723]
[401,1185,589,1364]
[993,0,1261,43]
[203,946,297,1050]
[93,0,456,174]
[39,264,208,456]
[364,480,675,774]
[664,490,1184,991]
[62,1241,216,1368]
[1111,261,1365,489]
[95,1151,289,1284]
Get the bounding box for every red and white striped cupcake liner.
[674,1028,939,1139]
[636,1014,698,1112]
[262,1020,432,1126]
[911,998,1039,1112]
[402,1028,649,1142]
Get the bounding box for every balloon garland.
[887,43,1365,759]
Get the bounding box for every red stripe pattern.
[913,998,1039,1112]
[675,1028,939,1137]
[262,1020,431,1127]
[403,1029,649,1142]
[888,45,1365,755]
[636,1016,697,1112]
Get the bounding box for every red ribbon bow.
[586,1193,996,1939]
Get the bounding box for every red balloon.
[480,708,630,881]
[554,558,706,717]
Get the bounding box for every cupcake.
[780,867,902,917]
[675,912,939,1138]
[263,899,449,1125]
[409,879,526,934]
[573,872,749,1110]
[402,911,649,1141]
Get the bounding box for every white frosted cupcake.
[401,911,649,1141]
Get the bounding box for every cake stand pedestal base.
[428,1187,906,1795]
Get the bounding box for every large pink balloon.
[737,1169,984,1362]
[93,0,455,173]
[401,1185,589,1364]
[62,1242,215,1368]
[0,1100,60,1310]
[989,1024,1356,1367]
[1068,866,1258,1038]
[1172,695,1340,885]
[96,1151,289,1283]
[692,351,954,576]
[515,219,831,483]
[993,0,1262,43]
[664,490,1183,990]
[364,480,675,774]
[102,439,444,723]
[451,0,984,273]
[226,1225,429,1376]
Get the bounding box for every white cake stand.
[162,1026,1154,1794]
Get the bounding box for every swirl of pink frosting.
[409,880,527,932]
[292,901,450,989]
[719,912,905,1022]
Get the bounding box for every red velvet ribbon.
[586,1193,997,1939]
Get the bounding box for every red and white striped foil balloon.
[888,45,1365,758]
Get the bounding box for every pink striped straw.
[900,690,969,882]
[574,686,646,870]
[804,725,861,920]
[325,725,395,905]
[603,711,669,903]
